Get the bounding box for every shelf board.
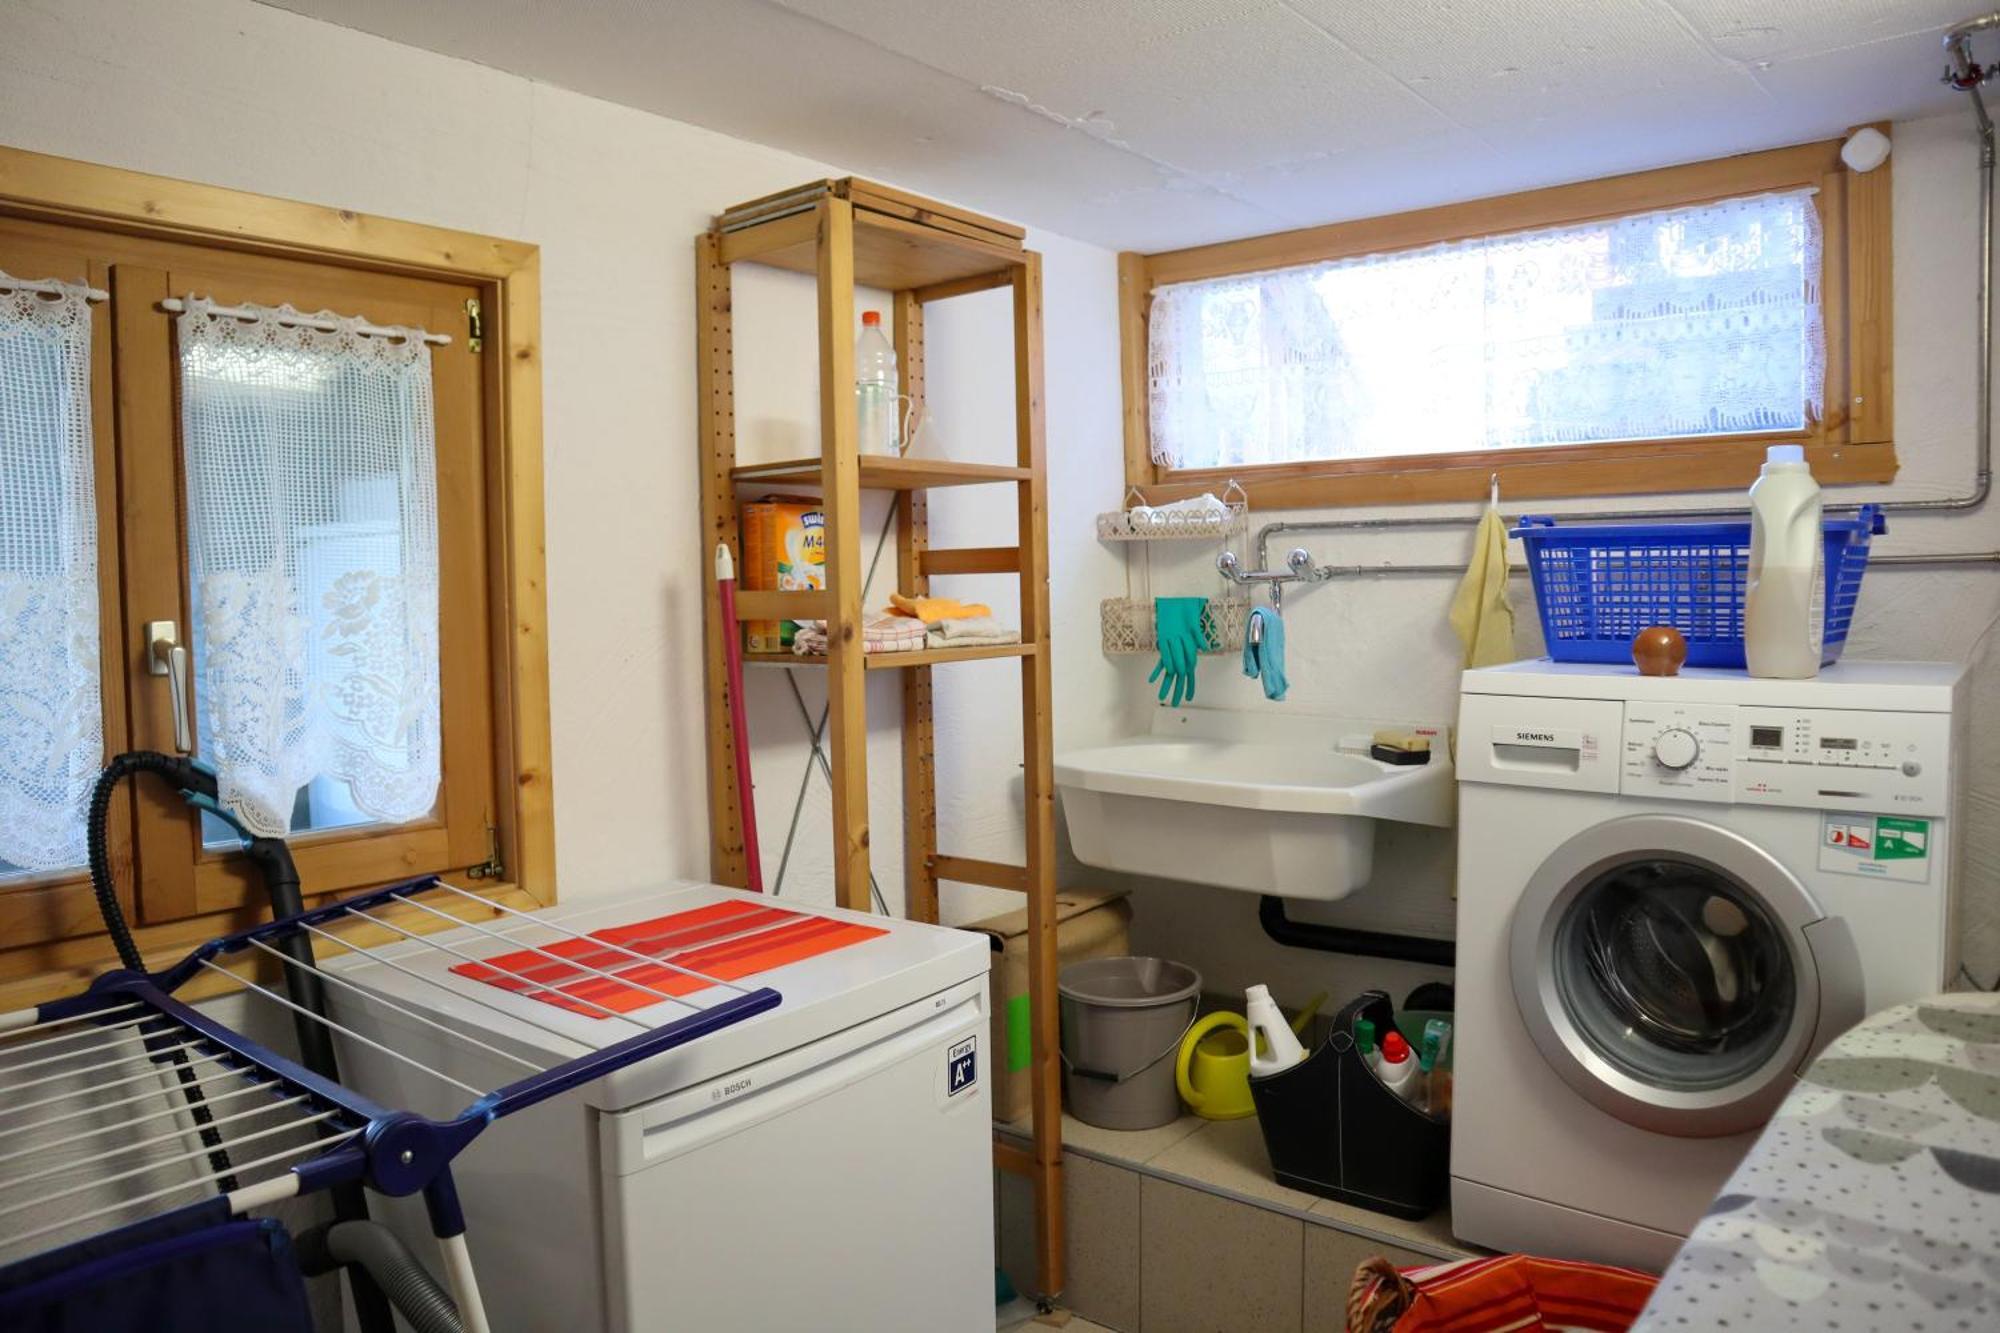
[732,454,1031,491]
[718,203,1022,291]
[745,642,1037,671]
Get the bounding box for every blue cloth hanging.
[0,1197,315,1333]
[1242,606,1287,701]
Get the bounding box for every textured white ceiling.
[258,0,1977,250]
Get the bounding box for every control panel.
[1461,692,1954,818]
[1735,705,1952,816]
[1622,704,1735,799]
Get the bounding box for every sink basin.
[1055,708,1454,900]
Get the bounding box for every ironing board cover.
[1634,991,2000,1330]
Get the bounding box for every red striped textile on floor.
[1348,1253,1658,1333]
[448,900,885,1017]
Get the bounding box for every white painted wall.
[0,0,1123,929]
[1107,110,2000,1007]
[3,0,1991,1049]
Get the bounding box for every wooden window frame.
[1119,134,1895,509]
[0,144,554,1006]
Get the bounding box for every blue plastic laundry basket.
[1512,505,1884,668]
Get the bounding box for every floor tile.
[1149,1116,1320,1214]
[1303,1194,1468,1258]
[1141,1175,1302,1333]
[1063,1154,1142,1332]
[1300,1224,1436,1333]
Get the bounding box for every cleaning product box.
[740,496,825,652]
[965,889,1131,1123]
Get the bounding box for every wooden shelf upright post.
[697,178,1066,1301]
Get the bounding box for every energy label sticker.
[1820,814,1933,884]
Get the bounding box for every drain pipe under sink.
[1257,895,1456,968]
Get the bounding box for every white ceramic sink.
[1055,708,1454,900]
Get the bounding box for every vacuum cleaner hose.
[87,750,214,972]
[296,1221,464,1333]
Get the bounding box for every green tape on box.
[1007,992,1032,1072]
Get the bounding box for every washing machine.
[1451,659,1965,1271]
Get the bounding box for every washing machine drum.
[1566,863,1795,1081]
[1511,814,1861,1138]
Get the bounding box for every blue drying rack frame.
[0,874,782,1322]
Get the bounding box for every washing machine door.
[1509,813,1862,1138]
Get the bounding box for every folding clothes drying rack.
[0,876,781,1330]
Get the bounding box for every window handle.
[145,620,192,754]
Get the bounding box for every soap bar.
[1371,743,1431,766]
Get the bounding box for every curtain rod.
[0,276,108,302]
[160,298,451,346]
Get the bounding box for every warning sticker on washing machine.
[1820,814,1933,883]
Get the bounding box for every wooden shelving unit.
[697,178,1066,1301]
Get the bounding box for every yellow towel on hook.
[1450,505,1516,668]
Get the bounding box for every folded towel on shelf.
[927,615,1021,647]
[888,593,992,625]
[1128,492,1230,530]
[791,615,929,656]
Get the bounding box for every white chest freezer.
[321,883,995,1332]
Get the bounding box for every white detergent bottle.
[1745,443,1824,679]
[1377,1030,1418,1102]
[855,311,900,456]
[1245,985,1305,1078]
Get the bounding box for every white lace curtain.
[0,274,102,871]
[1149,189,1825,470]
[177,299,442,838]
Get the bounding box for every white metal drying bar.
[0,1129,359,1261]
[195,958,485,1100]
[0,275,108,302]
[159,296,452,345]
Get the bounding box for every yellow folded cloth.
[1450,505,1516,668]
[888,593,991,625]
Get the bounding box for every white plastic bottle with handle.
[1744,443,1824,679]
[855,310,899,456]
[1245,984,1305,1078]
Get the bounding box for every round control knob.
[1653,728,1701,771]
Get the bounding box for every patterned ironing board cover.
[1635,992,2000,1330]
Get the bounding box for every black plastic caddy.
[1247,990,1449,1220]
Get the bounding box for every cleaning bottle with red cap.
[856,310,900,456]
[1377,1029,1418,1102]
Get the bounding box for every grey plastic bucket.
[1058,956,1202,1131]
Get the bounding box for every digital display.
[1750,726,1784,749]
[1821,737,1858,751]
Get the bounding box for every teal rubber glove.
[1149,596,1213,707]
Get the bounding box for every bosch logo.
[711,1076,754,1103]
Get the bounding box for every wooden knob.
[1632,625,1688,677]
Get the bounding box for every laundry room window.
[1119,136,1896,508]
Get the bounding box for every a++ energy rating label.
[1820,814,1933,883]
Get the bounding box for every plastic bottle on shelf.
[1245,985,1306,1078]
[1377,1029,1418,1102]
[855,311,900,457]
[1745,443,1824,679]
[1355,1017,1379,1074]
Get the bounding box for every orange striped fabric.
[1347,1252,1658,1333]
[449,900,886,1017]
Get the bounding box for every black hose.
[1257,895,1457,967]
[85,752,399,1333]
[295,1221,463,1333]
[86,752,237,1189]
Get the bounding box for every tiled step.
[994,1109,1477,1333]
